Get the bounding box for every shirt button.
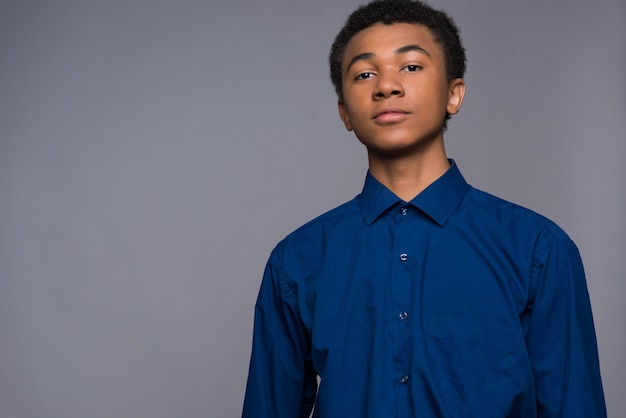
[399,253,408,262]
[399,312,408,320]
[400,375,410,384]
[400,208,408,215]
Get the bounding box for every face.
[338,23,465,157]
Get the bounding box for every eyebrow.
[345,44,431,73]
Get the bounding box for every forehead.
[342,22,442,68]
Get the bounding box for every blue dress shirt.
[243,161,606,418]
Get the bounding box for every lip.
[372,108,410,123]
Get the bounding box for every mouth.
[372,108,410,123]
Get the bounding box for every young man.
[243,1,606,417]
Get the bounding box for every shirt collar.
[358,159,470,226]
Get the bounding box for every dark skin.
[338,22,466,201]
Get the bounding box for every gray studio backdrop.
[1,0,624,417]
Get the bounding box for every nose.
[373,70,404,99]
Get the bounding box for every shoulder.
[269,196,361,266]
[463,186,575,258]
[467,187,565,231]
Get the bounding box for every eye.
[402,64,422,72]
[355,72,374,80]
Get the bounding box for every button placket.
[389,206,415,401]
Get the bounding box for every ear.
[338,99,354,131]
[446,78,466,116]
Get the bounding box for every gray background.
[1,0,624,417]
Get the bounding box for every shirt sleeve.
[242,248,317,418]
[525,231,606,417]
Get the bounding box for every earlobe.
[446,78,466,116]
[338,100,354,131]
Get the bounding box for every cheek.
[343,100,367,122]
[421,86,451,114]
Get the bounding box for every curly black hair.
[329,0,466,104]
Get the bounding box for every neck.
[367,144,450,202]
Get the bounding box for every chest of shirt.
[292,209,532,336]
